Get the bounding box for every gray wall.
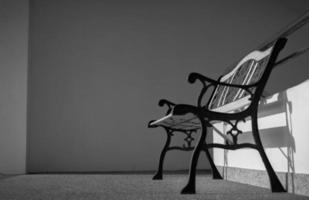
[0,0,28,174]
[27,0,309,172]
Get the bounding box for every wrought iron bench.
[148,37,288,194]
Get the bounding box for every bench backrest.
[208,38,286,113]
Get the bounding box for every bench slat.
[208,46,273,111]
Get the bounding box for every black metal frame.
[148,38,287,194]
[148,101,222,180]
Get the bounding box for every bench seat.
[149,113,200,130]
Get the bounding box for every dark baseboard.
[217,166,309,197]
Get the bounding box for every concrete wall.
[0,0,29,174]
[27,0,309,172]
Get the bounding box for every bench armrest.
[158,99,176,115]
[188,72,219,85]
[188,72,256,89]
[188,72,257,107]
[148,99,175,128]
[158,99,175,107]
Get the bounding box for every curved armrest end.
[158,99,175,107]
[188,72,201,84]
[188,72,218,85]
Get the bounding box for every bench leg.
[153,128,172,180]
[251,112,286,192]
[181,118,207,194]
[203,143,223,180]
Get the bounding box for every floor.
[0,174,308,200]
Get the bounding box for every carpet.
[0,174,308,200]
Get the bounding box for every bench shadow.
[222,91,296,193]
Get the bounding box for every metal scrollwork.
[226,120,245,144]
[182,130,195,150]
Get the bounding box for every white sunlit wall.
[212,79,309,196]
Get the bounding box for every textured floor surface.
[0,174,308,200]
